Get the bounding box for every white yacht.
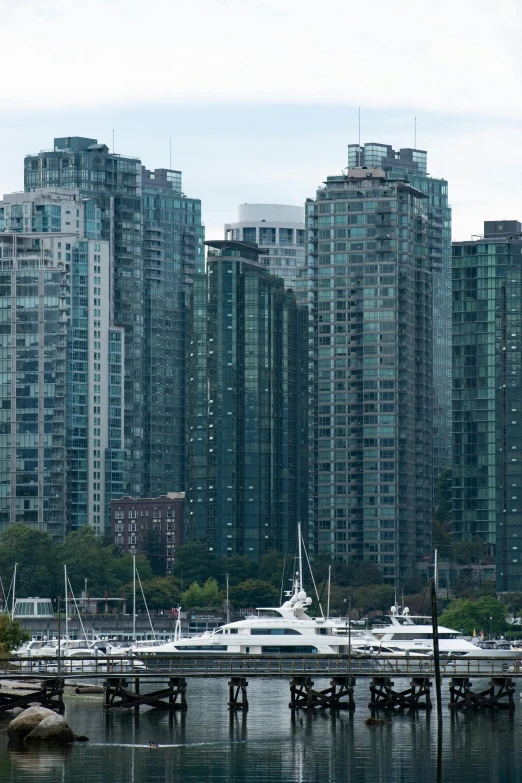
[134,583,430,657]
[372,606,522,658]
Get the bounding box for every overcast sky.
[2,0,522,239]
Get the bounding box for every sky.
[2,0,522,239]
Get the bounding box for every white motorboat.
[371,606,522,658]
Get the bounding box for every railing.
[2,655,521,680]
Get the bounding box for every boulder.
[7,706,56,742]
[24,714,75,745]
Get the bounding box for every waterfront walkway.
[2,653,521,679]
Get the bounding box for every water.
[1,678,522,782]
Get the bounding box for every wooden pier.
[0,676,64,714]
[448,677,515,710]
[369,676,432,710]
[1,654,521,714]
[289,676,355,710]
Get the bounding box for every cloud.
[3,0,522,116]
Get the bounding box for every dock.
[2,654,521,713]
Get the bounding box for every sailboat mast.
[132,554,136,642]
[64,564,68,641]
[326,565,331,621]
[11,563,17,620]
[297,521,303,593]
[434,548,438,593]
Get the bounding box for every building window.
[129,510,137,519]
[115,510,124,520]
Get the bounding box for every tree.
[142,528,166,577]
[170,543,223,588]
[182,579,222,611]
[111,553,154,587]
[0,524,58,599]
[350,562,383,588]
[439,596,508,636]
[230,580,280,608]
[352,585,395,616]
[0,614,29,653]
[124,578,181,612]
[451,536,489,565]
[58,526,120,597]
[221,555,258,586]
[257,549,287,588]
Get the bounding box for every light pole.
[226,574,230,625]
[490,615,493,640]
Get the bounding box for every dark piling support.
[103,676,187,711]
[289,676,355,710]
[228,678,249,711]
[0,677,65,714]
[368,676,432,710]
[449,677,515,710]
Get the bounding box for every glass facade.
[141,167,204,497]
[0,189,122,537]
[453,222,522,592]
[0,235,68,537]
[186,241,308,558]
[308,167,433,583]
[347,144,452,480]
[24,138,143,496]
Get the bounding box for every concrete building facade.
[224,204,305,291]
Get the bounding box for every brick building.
[110,493,184,575]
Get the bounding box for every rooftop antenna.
[414,116,417,149]
[358,107,361,165]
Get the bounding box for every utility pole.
[430,579,442,729]
[226,574,230,625]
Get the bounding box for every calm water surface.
[1,677,522,782]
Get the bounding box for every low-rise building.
[110,493,184,575]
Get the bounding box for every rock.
[75,685,104,694]
[7,706,56,742]
[365,716,389,726]
[24,714,75,745]
[74,734,89,742]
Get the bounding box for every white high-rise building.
[225,204,305,291]
[0,189,125,538]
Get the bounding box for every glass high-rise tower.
[308,161,435,583]
[453,220,522,593]
[185,240,308,558]
[24,138,204,509]
[24,138,143,496]
[347,144,452,480]
[141,167,204,497]
[0,189,124,538]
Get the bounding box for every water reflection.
[0,680,522,782]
